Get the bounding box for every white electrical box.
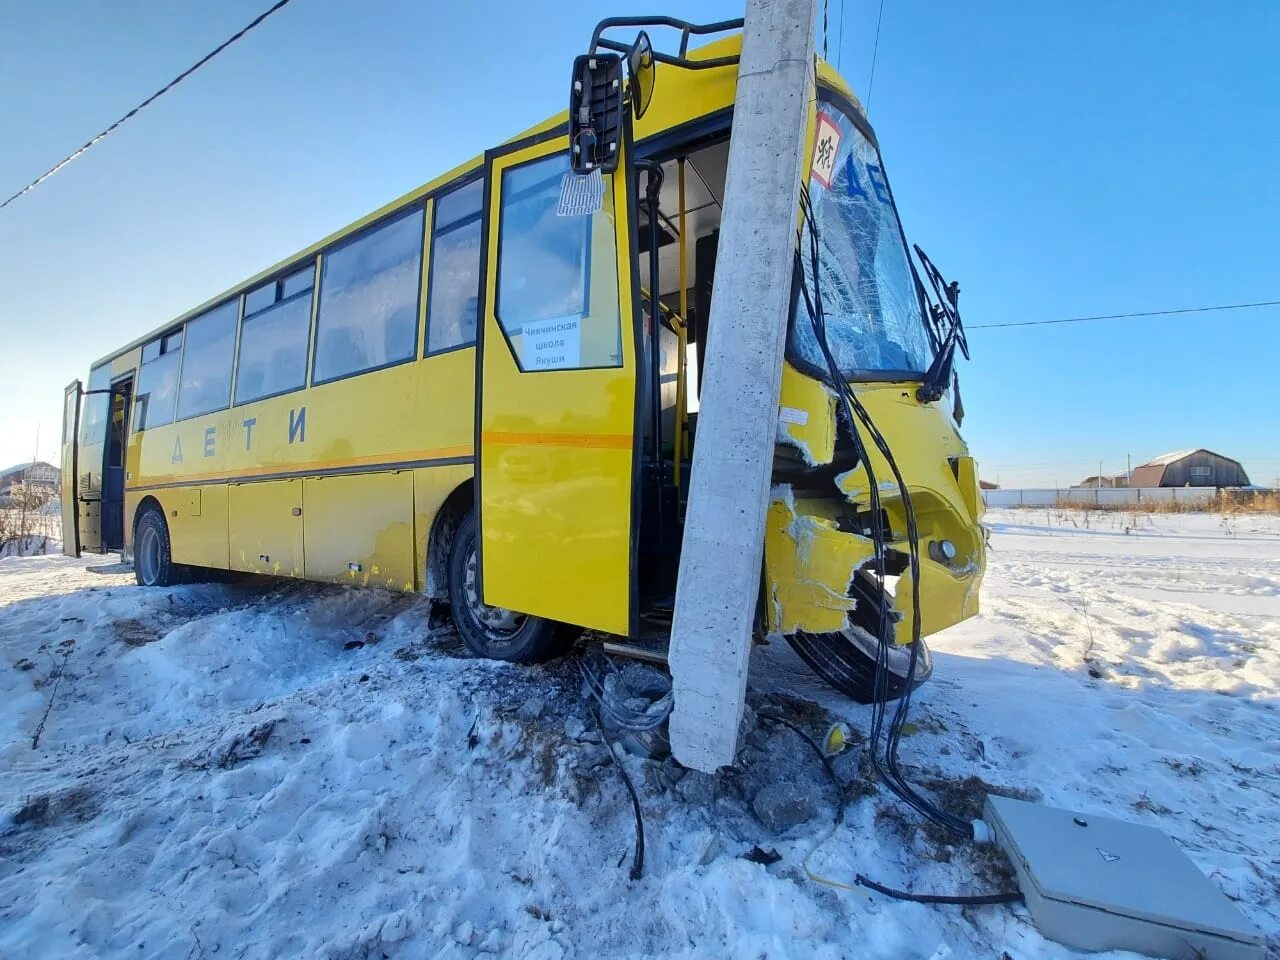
[984,796,1264,960]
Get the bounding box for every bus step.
[87,561,133,576]
[600,640,669,667]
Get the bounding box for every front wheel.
[446,511,568,663]
[785,572,933,703]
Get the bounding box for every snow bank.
[1,511,1276,958]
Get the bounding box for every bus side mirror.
[627,31,656,120]
[569,52,623,174]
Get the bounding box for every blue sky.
[1,1,1276,486]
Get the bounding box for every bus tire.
[133,506,186,587]
[447,511,567,664]
[785,573,932,704]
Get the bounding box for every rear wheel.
[785,571,932,703]
[134,507,186,587]
[447,511,569,663]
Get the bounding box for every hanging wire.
[796,184,969,838]
[865,0,887,112]
[1,0,296,211]
[836,0,847,72]
[968,299,1280,330]
[822,0,830,60]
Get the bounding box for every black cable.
[795,190,893,780]
[822,0,829,60]
[794,204,891,800]
[590,703,645,881]
[1,0,296,210]
[855,874,1023,905]
[802,227,954,837]
[797,185,968,838]
[760,705,1020,905]
[968,299,1280,330]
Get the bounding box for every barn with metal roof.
[1127,449,1250,488]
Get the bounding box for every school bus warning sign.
[810,113,841,189]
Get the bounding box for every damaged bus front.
[762,92,985,702]
[486,17,986,705]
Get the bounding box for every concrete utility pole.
[667,0,819,774]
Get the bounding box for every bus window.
[176,299,237,420]
[135,331,182,430]
[234,266,315,404]
[312,206,424,383]
[496,152,621,370]
[426,179,482,354]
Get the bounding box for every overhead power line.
[865,0,887,112]
[836,0,846,71]
[0,0,295,211]
[968,299,1280,330]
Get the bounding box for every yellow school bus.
[61,16,984,702]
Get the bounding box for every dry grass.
[998,491,1280,522]
[0,485,61,555]
[1066,491,1280,515]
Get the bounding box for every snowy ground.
[1,509,1277,959]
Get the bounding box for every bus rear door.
[60,380,81,557]
[477,131,640,636]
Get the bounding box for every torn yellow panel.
[892,556,983,646]
[777,363,836,466]
[951,454,983,523]
[764,488,875,635]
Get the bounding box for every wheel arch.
[425,479,475,599]
[131,494,164,539]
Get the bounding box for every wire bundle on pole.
[795,184,968,839]
[576,657,674,733]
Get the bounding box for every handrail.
[589,15,744,70]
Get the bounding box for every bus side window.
[312,206,424,384]
[426,179,483,354]
[235,265,314,404]
[176,299,237,420]
[135,330,183,430]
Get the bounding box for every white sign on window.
[522,314,582,370]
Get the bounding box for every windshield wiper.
[912,244,969,404]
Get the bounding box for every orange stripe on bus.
[480,431,633,450]
[126,445,474,489]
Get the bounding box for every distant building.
[1073,474,1129,489]
[1127,449,1250,488]
[0,461,60,503]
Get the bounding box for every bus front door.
[60,380,81,557]
[100,378,131,550]
[477,133,640,636]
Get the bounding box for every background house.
[1127,449,1250,488]
[1073,474,1129,489]
[0,461,60,504]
